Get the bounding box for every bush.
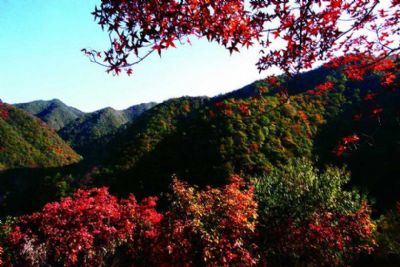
[152,176,259,266]
[255,159,376,266]
[4,187,162,266]
[0,169,379,266]
[2,177,259,266]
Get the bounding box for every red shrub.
[0,245,3,266]
[0,103,9,120]
[6,187,162,267]
[274,203,375,266]
[152,176,259,266]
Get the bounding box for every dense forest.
[0,61,399,266]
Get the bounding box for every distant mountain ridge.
[15,99,157,159]
[15,99,84,130]
[213,66,336,101]
[58,102,157,158]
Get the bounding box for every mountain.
[0,103,81,171]
[92,66,399,210]
[15,99,84,130]
[214,66,337,101]
[58,102,157,159]
[15,99,157,159]
[123,102,158,121]
[95,93,322,198]
[0,101,156,215]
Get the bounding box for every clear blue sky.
[0,0,274,112]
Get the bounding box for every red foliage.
[327,55,398,88]
[352,113,363,121]
[334,144,347,157]
[334,134,360,157]
[214,101,235,117]
[2,179,259,266]
[273,203,376,266]
[314,81,335,95]
[6,187,162,267]
[363,92,379,101]
[249,143,260,152]
[152,176,259,266]
[182,104,191,113]
[297,111,309,122]
[85,0,257,75]
[371,59,396,72]
[308,81,335,95]
[381,72,397,86]
[215,101,228,109]
[370,106,384,117]
[0,179,379,266]
[0,103,10,120]
[0,245,3,266]
[239,103,250,115]
[266,76,279,87]
[342,134,360,145]
[86,1,399,76]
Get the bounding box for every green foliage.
[94,93,326,198]
[59,103,156,159]
[15,99,84,131]
[255,158,361,222]
[94,97,210,196]
[255,158,374,266]
[0,160,96,218]
[0,103,81,170]
[16,100,156,161]
[375,203,400,262]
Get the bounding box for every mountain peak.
[15,99,84,130]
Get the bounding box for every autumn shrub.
[4,187,162,267]
[0,245,3,266]
[255,158,376,266]
[0,103,9,120]
[151,176,259,266]
[0,217,16,265]
[0,170,380,266]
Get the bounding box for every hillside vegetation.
[0,103,81,170]
[15,99,84,131]
[59,102,156,158]
[93,66,399,210]
[16,100,156,159]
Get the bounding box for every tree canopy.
[83,0,399,76]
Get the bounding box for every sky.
[0,0,274,112]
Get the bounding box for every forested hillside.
[16,100,157,159]
[59,102,156,158]
[0,103,81,170]
[90,66,399,211]
[15,99,84,130]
